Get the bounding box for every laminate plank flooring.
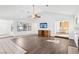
[0,38,26,54]
[12,35,77,54]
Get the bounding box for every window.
[17,22,31,32]
[40,23,48,28]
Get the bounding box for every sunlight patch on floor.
[46,39,60,44]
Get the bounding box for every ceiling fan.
[27,5,49,19]
[29,5,41,19]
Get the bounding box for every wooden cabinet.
[38,30,50,37]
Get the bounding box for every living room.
[0,5,79,54]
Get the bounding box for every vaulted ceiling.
[0,5,78,20]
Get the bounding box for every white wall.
[0,19,13,35]
[73,9,79,47]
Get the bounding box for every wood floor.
[0,39,26,54]
[12,35,77,54]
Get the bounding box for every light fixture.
[32,5,41,19]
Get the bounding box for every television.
[40,23,48,28]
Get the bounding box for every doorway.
[60,20,69,34]
[55,20,69,38]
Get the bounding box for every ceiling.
[0,5,79,20]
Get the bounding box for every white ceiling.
[0,5,79,20]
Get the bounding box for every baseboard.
[55,36,69,39]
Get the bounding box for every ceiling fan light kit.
[32,14,36,19]
[32,14,41,19]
